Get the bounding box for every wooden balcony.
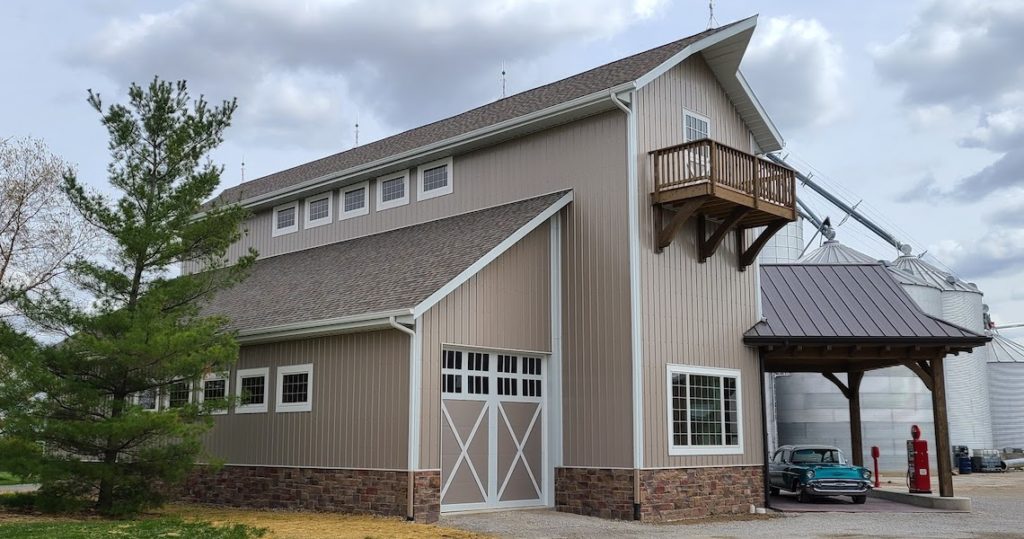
[649,138,797,269]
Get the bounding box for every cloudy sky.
[3,0,1023,338]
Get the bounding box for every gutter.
[388,316,420,522]
[235,309,413,344]
[201,82,635,214]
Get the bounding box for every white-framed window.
[163,380,193,409]
[276,363,313,413]
[304,192,334,229]
[235,367,269,414]
[272,201,299,237]
[376,171,409,211]
[339,181,369,220]
[683,110,711,142]
[135,387,159,412]
[666,365,742,456]
[199,373,229,415]
[416,157,453,201]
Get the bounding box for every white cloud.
[931,228,1024,279]
[960,106,1024,152]
[742,16,846,132]
[872,0,1024,109]
[72,0,666,151]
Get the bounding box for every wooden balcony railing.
[648,138,798,269]
[650,138,796,210]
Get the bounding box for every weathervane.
[707,0,719,29]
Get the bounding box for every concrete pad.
[770,492,959,513]
[869,487,971,511]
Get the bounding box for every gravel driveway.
[443,473,1024,538]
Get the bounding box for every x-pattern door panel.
[441,349,545,512]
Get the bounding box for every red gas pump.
[906,424,932,494]
[871,446,881,488]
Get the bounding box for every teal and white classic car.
[769,445,873,504]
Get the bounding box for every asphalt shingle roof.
[212,21,747,205]
[203,191,568,332]
[745,264,987,345]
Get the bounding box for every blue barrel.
[958,455,973,474]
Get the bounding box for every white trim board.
[411,192,574,318]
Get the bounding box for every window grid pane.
[344,188,365,211]
[671,373,688,446]
[422,165,448,191]
[689,374,722,446]
[168,382,190,408]
[685,114,709,142]
[204,379,226,402]
[240,376,266,405]
[309,198,329,221]
[277,207,295,229]
[724,377,739,445]
[138,388,158,410]
[281,373,309,404]
[381,177,405,202]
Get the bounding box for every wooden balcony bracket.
[698,206,751,263]
[737,219,788,271]
[654,197,706,253]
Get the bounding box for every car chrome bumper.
[805,480,871,495]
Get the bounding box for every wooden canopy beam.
[899,359,934,391]
[822,373,851,399]
[654,197,706,253]
[698,207,751,263]
[738,219,788,270]
[929,358,954,497]
[847,371,864,467]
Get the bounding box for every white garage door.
[440,348,546,512]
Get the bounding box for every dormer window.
[272,201,299,237]
[684,110,711,142]
[377,171,409,211]
[304,192,333,229]
[340,181,369,220]
[417,157,453,200]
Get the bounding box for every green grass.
[0,517,266,538]
[0,472,25,486]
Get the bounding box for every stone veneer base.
[181,466,441,523]
[555,466,764,522]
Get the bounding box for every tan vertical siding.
[203,330,409,469]
[635,55,764,468]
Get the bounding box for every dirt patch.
[163,503,490,539]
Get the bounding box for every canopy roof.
[746,264,989,373]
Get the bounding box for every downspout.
[389,316,418,521]
[610,89,645,520]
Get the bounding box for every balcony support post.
[698,206,750,263]
[655,197,706,253]
[737,219,788,270]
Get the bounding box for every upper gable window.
[304,192,333,229]
[684,110,711,142]
[272,201,299,237]
[417,157,453,200]
[340,181,369,220]
[377,171,409,211]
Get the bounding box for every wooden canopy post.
[847,371,864,467]
[930,357,954,497]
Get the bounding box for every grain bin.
[987,333,1024,450]
[891,251,994,450]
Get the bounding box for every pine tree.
[0,78,255,515]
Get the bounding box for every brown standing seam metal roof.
[744,264,988,345]
[203,191,568,332]
[211,20,748,205]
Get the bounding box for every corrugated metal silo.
[891,253,994,450]
[987,333,1024,450]
[760,218,805,264]
[770,238,942,470]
